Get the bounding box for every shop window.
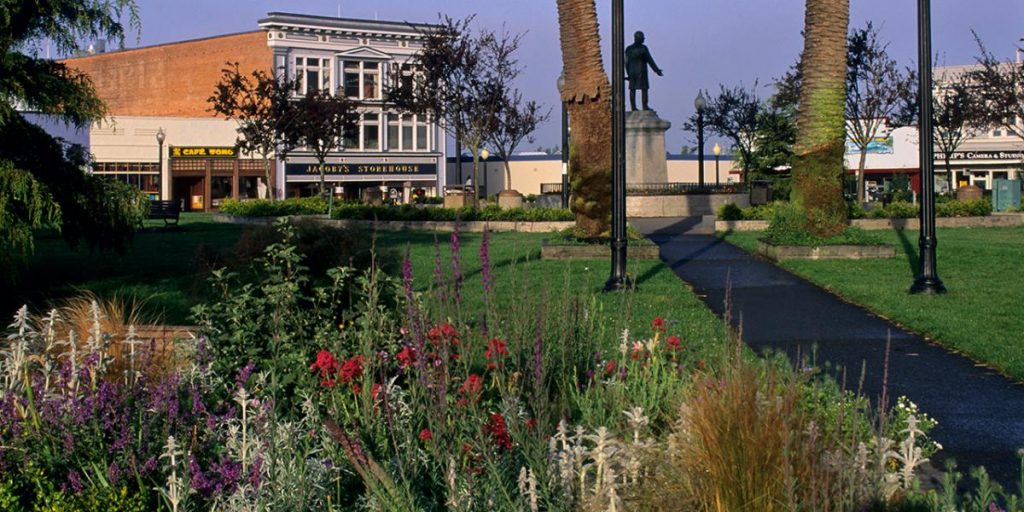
[210,176,233,208]
[296,57,331,96]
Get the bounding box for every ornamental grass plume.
[630,359,870,512]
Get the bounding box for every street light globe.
[481,148,489,160]
[713,143,721,157]
[556,73,565,94]
[156,127,166,144]
[694,91,707,112]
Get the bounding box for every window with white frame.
[363,112,380,151]
[341,60,382,100]
[386,113,430,151]
[294,56,332,95]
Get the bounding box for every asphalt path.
[633,217,1024,486]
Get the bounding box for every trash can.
[750,180,772,206]
[991,179,1021,212]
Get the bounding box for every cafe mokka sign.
[286,162,437,176]
[948,150,1024,161]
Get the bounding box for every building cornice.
[258,12,438,39]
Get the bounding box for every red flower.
[339,356,364,385]
[419,428,433,442]
[428,323,461,346]
[651,316,666,332]
[483,413,513,451]
[604,360,617,376]
[667,335,682,351]
[396,346,417,369]
[371,383,382,400]
[485,338,509,360]
[525,418,538,431]
[311,350,341,387]
[459,374,483,397]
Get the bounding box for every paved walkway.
[634,217,1024,485]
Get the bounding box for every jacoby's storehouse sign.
[286,163,437,176]
[949,150,1024,161]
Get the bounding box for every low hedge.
[862,199,993,219]
[722,199,993,221]
[330,204,574,222]
[219,197,328,217]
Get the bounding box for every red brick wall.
[65,31,271,117]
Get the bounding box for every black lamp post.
[155,127,165,200]
[557,72,570,208]
[481,148,489,199]
[694,91,707,189]
[605,0,630,292]
[910,0,946,294]
[713,142,721,187]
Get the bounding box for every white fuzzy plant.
[546,407,654,512]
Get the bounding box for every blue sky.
[123,0,1022,151]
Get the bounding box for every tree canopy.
[0,0,146,270]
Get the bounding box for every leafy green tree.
[685,84,762,180]
[845,23,916,204]
[968,33,1024,147]
[293,88,359,196]
[208,63,301,200]
[933,71,984,192]
[0,0,145,270]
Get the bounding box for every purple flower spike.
[480,228,492,295]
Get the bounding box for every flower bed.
[2,222,1016,510]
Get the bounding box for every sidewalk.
[634,217,1024,485]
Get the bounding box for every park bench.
[148,199,181,226]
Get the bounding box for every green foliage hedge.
[762,203,883,246]
[330,204,574,222]
[860,199,993,219]
[724,199,993,221]
[219,197,328,217]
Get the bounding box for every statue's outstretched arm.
[646,48,663,75]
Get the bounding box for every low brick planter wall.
[717,214,1024,232]
[541,242,660,260]
[213,213,574,233]
[627,193,748,217]
[757,241,896,261]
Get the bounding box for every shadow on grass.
[894,228,920,275]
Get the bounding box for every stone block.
[626,110,671,185]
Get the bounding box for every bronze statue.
[625,31,663,111]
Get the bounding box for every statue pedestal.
[626,110,671,185]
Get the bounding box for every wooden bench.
[148,200,181,226]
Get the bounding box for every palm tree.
[790,0,850,237]
[556,0,612,237]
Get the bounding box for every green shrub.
[884,201,919,219]
[717,202,744,221]
[743,202,782,221]
[763,203,882,246]
[219,197,329,217]
[937,198,992,217]
[330,204,573,222]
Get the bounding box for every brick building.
[61,13,446,211]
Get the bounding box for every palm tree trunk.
[557,0,612,236]
[791,0,850,237]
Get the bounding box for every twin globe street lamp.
[155,127,165,200]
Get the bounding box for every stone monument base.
[626,110,671,185]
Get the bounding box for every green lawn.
[5,215,729,361]
[720,227,1024,380]
[3,214,244,324]
[375,230,729,361]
